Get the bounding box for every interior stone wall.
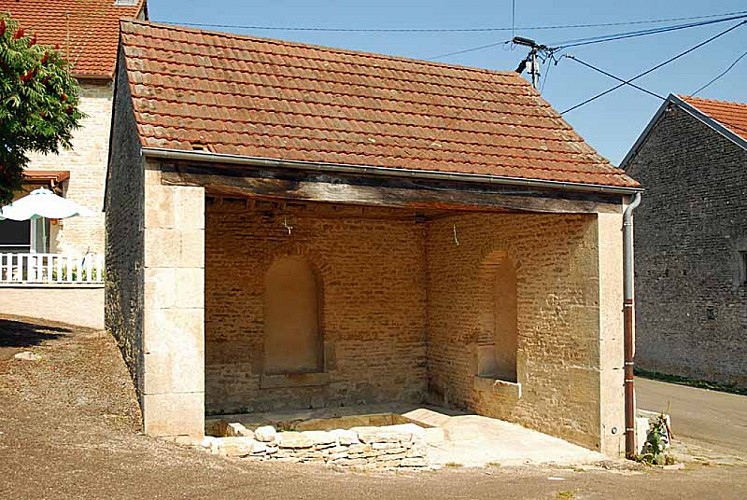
[204,201,624,455]
[204,201,427,414]
[426,212,622,454]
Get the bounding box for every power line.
[561,20,747,115]
[551,13,747,50]
[428,12,747,61]
[160,10,747,34]
[427,40,511,61]
[540,55,556,93]
[692,49,747,95]
[564,55,665,101]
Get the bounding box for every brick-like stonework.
[426,213,624,454]
[204,423,427,468]
[28,82,112,257]
[105,60,145,395]
[625,106,747,388]
[205,202,427,414]
[203,202,625,455]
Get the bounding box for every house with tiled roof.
[106,20,644,458]
[622,94,747,390]
[0,1,147,328]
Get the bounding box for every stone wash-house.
[623,94,747,389]
[0,0,147,328]
[106,20,643,457]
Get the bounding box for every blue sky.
[148,0,747,165]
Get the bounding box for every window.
[263,257,322,375]
[0,219,32,253]
[741,251,747,285]
[0,218,49,253]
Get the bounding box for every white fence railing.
[0,253,104,285]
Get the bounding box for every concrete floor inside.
[207,404,603,467]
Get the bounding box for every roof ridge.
[678,94,747,107]
[121,18,522,79]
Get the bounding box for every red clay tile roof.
[680,95,747,142]
[3,0,145,80]
[120,20,638,189]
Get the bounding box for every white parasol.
[0,188,94,221]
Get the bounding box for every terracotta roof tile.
[679,95,747,142]
[120,20,638,189]
[3,0,145,79]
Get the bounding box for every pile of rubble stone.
[202,422,428,469]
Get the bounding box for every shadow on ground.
[0,317,71,358]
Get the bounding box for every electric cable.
[550,13,747,50]
[692,49,747,95]
[160,10,747,34]
[560,20,747,115]
[427,40,511,61]
[429,12,747,61]
[564,55,666,101]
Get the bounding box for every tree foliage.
[0,15,83,204]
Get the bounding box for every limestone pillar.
[595,212,627,457]
[140,164,205,437]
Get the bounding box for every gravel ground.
[1,315,745,500]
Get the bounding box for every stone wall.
[205,422,427,469]
[140,160,205,437]
[625,105,747,388]
[28,81,112,257]
[426,213,624,454]
[204,202,427,414]
[203,202,624,455]
[105,61,145,396]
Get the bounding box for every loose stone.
[254,426,277,443]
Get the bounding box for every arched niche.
[476,251,518,383]
[264,257,323,375]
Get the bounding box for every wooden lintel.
[161,169,622,215]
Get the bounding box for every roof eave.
[141,147,642,195]
[672,94,747,152]
[72,72,114,82]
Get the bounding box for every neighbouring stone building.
[0,1,147,328]
[106,20,642,457]
[622,94,747,389]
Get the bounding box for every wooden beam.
[161,166,622,215]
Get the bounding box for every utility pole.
[513,36,548,89]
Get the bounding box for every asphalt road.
[636,377,747,458]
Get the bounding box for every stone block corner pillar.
[595,212,627,457]
[141,166,205,438]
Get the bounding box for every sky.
[147,0,747,165]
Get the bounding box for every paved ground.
[2,315,746,499]
[405,409,603,467]
[637,377,747,461]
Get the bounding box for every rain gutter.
[622,192,642,459]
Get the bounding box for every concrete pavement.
[636,377,747,458]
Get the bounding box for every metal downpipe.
[623,192,642,458]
